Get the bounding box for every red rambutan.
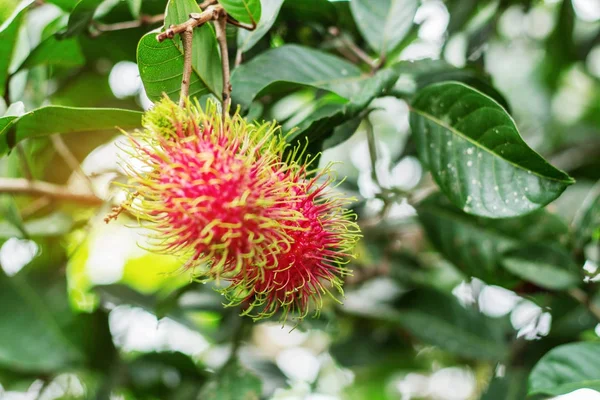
[116,97,361,321]
[225,168,361,321]
[118,98,302,278]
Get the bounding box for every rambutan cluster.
[117,97,360,321]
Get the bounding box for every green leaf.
[125,352,206,398]
[199,360,262,400]
[279,0,337,26]
[528,342,600,396]
[392,59,511,111]
[0,271,84,372]
[231,44,364,108]
[237,0,284,52]
[163,0,222,97]
[59,0,103,38]
[127,0,142,18]
[410,82,574,218]
[0,106,142,156]
[138,0,222,103]
[0,1,34,97]
[94,284,224,341]
[572,182,600,252]
[501,245,580,290]
[219,0,261,25]
[396,288,507,361]
[287,68,400,159]
[350,0,418,55]
[0,195,27,238]
[417,193,569,284]
[45,0,78,11]
[481,369,528,400]
[18,36,85,71]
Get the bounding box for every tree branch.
[0,178,103,206]
[91,14,164,36]
[328,27,377,70]
[156,5,221,42]
[226,15,256,31]
[198,0,217,9]
[214,14,231,126]
[179,27,194,107]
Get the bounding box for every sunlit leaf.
[237,0,284,52]
[0,106,142,155]
[219,0,261,25]
[58,0,103,38]
[0,1,34,97]
[410,82,574,218]
[231,44,364,108]
[350,0,418,55]
[138,0,222,103]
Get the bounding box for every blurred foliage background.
[0,0,600,399]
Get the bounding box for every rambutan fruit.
[117,98,302,277]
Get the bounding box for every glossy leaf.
[528,342,600,396]
[396,288,507,360]
[199,360,262,400]
[219,0,261,25]
[501,245,580,290]
[0,1,34,97]
[417,193,568,284]
[59,0,103,38]
[350,0,418,55]
[163,0,222,97]
[231,44,364,108]
[237,0,284,52]
[410,82,574,218]
[138,0,222,103]
[18,36,85,71]
[0,106,142,155]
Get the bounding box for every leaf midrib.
[410,108,573,184]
